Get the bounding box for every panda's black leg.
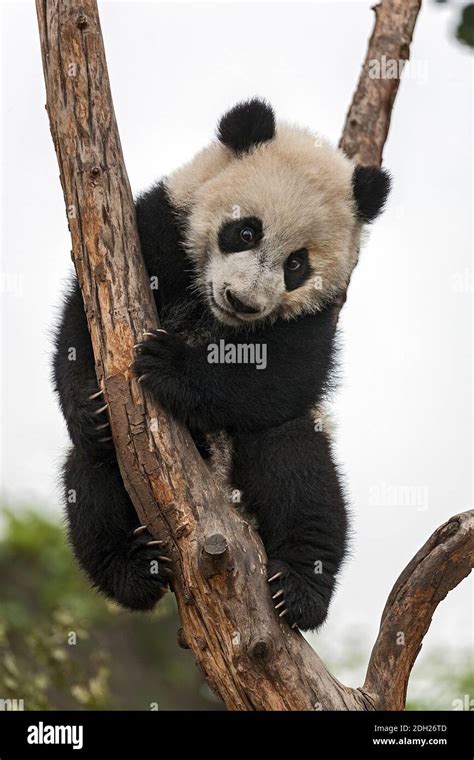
[232,416,348,632]
[63,447,173,610]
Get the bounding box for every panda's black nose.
[225,289,260,315]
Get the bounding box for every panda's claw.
[133,525,148,536]
[158,555,172,563]
[272,589,284,600]
[145,540,165,547]
[95,422,110,431]
[88,389,104,400]
[268,571,282,583]
[278,608,288,618]
[274,599,286,610]
[94,404,108,415]
[143,329,168,339]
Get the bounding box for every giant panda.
[53,99,390,631]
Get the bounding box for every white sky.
[1,0,472,694]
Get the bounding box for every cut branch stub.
[204,533,229,558]
[201,534,231,579]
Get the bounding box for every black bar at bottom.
[0,710,472,757]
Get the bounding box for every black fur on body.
[53,100,389,630]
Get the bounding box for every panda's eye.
[240,227,255,244]
[218,216,263,253]
[284,248,310,291]
[286,257,302,271]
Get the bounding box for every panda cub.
[53,99,390,631]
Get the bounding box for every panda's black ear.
[217,98,275,155]
[352,165,391,223]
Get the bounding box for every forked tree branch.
[36,0,473,710]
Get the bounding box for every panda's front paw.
[267,559,330,632]
[133,329,189,408]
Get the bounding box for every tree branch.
[339,0,422,165]
[335,0,422,317]
[364,510,474,709]
[37,0,472,711]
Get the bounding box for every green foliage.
[318,628,473,712]
[456,3,474,48]
[406,652,474,711]
[433,0,474,49]
[0,506,216,710]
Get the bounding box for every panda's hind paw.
[108,527,174,611]
[267,558,330,632]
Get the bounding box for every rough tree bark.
[36,0,473,711]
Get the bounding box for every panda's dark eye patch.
[284,249,311,291]
[218,216,263,254]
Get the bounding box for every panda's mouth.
[209,292,244,325]
[209,292,231,315]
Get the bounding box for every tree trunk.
[36,0,473,711]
